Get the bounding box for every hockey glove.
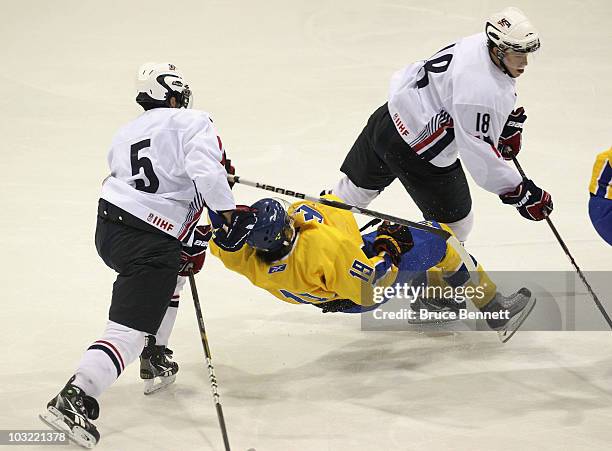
[373,221,414,266]
[221,151,236,188]
[179,225,212,276]
[212,206,258,252]
[498,107,527,160]
[313,298,361,313]
[500,178,553,221]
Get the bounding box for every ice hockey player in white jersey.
[331,7,553,242]
[40,63,256,448]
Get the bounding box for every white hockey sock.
[155,276,186,347]
[444,210,474,243]
[332,176,380,208]
[72,321,145,398]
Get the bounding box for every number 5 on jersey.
[130,139,159,193]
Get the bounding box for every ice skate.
[408,296,466,324]
[481,288,536,343]
[39,376,100,448]
[140,335,179,395]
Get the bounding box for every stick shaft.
[511,156,612,329]
[228,174,477,273]
[229,175,449,238]
[188,271,232,451]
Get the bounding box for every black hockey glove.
[373,221,414,266]
[500,178,553,221]
[179,225,212,276]
[212,206,258,252]
[313,298,361,313]
[498,107,527,160]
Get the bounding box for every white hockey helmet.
[485,7,540,54]
[135,62,192,109]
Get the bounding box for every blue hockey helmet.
[246,198,294,253]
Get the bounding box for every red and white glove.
[498,107,527,160]
[221,151,236,188]
[500,179,553,221]
[179,225,212,276]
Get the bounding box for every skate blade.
[144,374,176,395]
[497,297,537,343]
[39,407,97,449]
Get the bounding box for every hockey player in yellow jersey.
[208,195,535,337]
[588,147,612,245]
[211,195,398,309]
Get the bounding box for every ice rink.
[2,0,612,449]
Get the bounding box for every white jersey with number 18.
[100,107,235,242]
[387,32,522,195]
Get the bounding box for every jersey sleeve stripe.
[178,182,206,241]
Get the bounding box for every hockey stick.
[229,175,448,237]
[227,174,477,273]
[511,156,612,330]
[187,270,232,451]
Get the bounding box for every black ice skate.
[140,335,179,395]
[481,287,536,343]
[39,376,100,448]
[408,296,466,324]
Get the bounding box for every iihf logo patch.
[268,264,287,274]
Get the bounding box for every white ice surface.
[1,1,612,450]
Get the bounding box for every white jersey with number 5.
[387,32,522,195]
[100,108,235,242]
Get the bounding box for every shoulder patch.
[294,204,324,223]
[268,264,287,274]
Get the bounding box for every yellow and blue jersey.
[209,195,397,307]
[362,222,497,308]
[589,147,612,200]
[588,147,612,245]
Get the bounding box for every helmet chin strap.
[277,224,297,255]
[491,47,515,78]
